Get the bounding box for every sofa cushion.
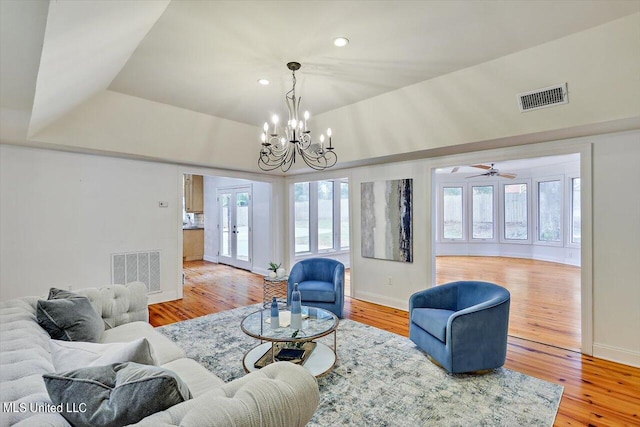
[43,362,192,427]
[36,289,105,342]
[101,321,186,365]
[50,338,156,372]
[411,308,455,343]
[161,358,225,397]
[298,281,335,303]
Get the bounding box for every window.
[443,186,463,239]
[294,182,310,253]
[538,180,562,242]
[504,183,528,240]
[317,181,334,251]
[571,178,581,244]
[340,181,350,249]
[293,178,349,255]
[472,185,494,239]
[438,168,579,251]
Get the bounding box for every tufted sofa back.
[74,282,148,328]
[0,282,149,426]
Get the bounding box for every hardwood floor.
[436,256,581,351]
[149,260,640,427]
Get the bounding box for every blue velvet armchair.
[287,258,345,318]
[409,281,510,374]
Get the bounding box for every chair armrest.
[447,299,510,354]
[287,265,306,302]
[332,263,345,292]
[288,267,306,286]
[409,283,458,312]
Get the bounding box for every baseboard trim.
[593,343,640,368]
[148,290,179,305]
[252,267,269,277]
[353,290,408,311]
[203,255,218,263]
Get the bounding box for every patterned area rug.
[157,304,563,426]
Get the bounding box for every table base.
[243,341,336,378]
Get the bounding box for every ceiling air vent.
[517,83,568,112]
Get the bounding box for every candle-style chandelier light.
[258,62,337,172]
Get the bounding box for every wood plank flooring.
[149,260,640,427]
[436,256,581,351]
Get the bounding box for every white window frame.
[339,179,350,250]
[316,180,334,253]
[293,181,312,255]
[567,176,581,249]
[292,178,349,256]
[499,180,532,244]
[533,176,564,247]
[469,183,497,242]
[438,183,466,241]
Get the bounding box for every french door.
[218,186,252,270]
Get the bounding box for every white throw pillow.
[50,338,157,372]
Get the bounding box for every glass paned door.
[218,186,252,270]
[220,193,231,257]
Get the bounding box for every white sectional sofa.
[0,282,319,426]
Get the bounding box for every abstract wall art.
[361,178,413,263]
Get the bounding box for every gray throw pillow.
[43,362,192,427]
[37,288,105,342]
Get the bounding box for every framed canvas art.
[361,178,413,263]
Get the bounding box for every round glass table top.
[241,306,338,342]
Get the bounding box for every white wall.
[346,162,430,309]
[0,146,285,303]
[0,144,181,303]
[202,176,273,276]
[591,133,640,366]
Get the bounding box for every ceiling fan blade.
[465,174,487,179]
[470,164,492,170]
[451,167,459,173]
[498,173,516,179]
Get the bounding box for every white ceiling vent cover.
[518,83,568,112]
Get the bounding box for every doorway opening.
[181,174,275,289]
[433,154,582,351]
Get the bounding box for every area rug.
[157,304,563,426]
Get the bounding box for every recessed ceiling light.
[258,78,270,85]
[333,37,349,47]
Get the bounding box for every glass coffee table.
[240,306,339,377]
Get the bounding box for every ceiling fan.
[451,163,516,179]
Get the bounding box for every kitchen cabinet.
[183,229,204,261]
[184,174,204,213]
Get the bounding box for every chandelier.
[258,62,337,172]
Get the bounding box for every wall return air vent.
[517,83,568,112]
[112,250,161,294]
